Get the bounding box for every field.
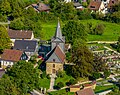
[41,19,120,41]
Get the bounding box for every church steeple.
[54,20,63,40]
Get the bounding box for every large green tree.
[62,20,87,43]
[0,25,11,53]
[7,61,40,94]
[70,39,94,78]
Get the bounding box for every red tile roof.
[1,49,23,62]
[76,88,95,95]
[8,29,33,39]
[70,85,81,88]
[54,45,65,63]
[88,1,102,11]
[32,3,50,12]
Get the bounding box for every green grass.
[39,78,50,90]
[94,85,115,93]
[55,74,74,86]
[41,19,120,41]
[48,89,74,95]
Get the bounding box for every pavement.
[48,74,56,91]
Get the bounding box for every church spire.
[55,19,63,40]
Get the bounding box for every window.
[53,59,55,62]
[53,64,55,68]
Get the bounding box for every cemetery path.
[87,41,117,44]
[104,46,119,54]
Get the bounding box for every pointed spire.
[55,19,63,40]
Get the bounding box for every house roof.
[13,40,37,52]
[0,69,5,78]
[1,49,23,62]
[54,45,65,62]
[32,3,50,12]
[8,29,33,39]
[88,1,102,11]
[76,88,95,95]
[70,85,80,88]
[46,45,65,63]
[83,81,96,87]
[108,0,119,8]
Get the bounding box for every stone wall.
[46,62,63,74]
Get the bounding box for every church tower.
[51,20,65,51]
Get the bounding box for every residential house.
[27,3,50,13]
[108,0,119,12]
[75,88,95,95]
[73,2,84,10]
[88,1,105,14]
[8,29,34,45]
[83,81,96,89]
[0,49,28,68]
[13,40,38,58]
[70,85,81,92]
[46,21,65,74]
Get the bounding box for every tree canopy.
[0,61,41,94]
[62,20,88,43]
[0,25,11,53]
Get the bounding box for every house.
[0,69,5,78]
[75,88,95,95]
[73,2,84,10]
[70,85,81,92]
[64,0,72,3]
[0,49,28,68]
[46,21,65,74]
[107,0,119,12]
[13,40,38,58]
[8,29,34,45]
[88,1,105,14]
[83,81,96,89]
[27,3,50,13]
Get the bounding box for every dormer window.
[112,1,114,3]
[90,6,95,8]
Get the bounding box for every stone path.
[48,74,56,91]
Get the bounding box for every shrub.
[57,70,65,78]
[57,82,64,89]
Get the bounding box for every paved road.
[87,41,117,44]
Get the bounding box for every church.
[39,20,65,74]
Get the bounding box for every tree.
[71,39,94,78]
[7,61,40,94]
[0,0,11,15]
[92,72,101,80]
[0,75,21,95]
[62,20,87,43]
[94,23,105,35]
[104,70,110,79]
[0,25,11,53]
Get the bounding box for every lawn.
[94,85,115,93]
[55,73,74,86]
[41,19,120,41]
[47,89,74,95]
[39,78,50,90]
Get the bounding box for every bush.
[57,82,64,89]
[46,74,50,79]
[40,71,46,79]
[104,70,111,79]
[92,72,101,80]
[57,70,65,78]
[66,79,77,86]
